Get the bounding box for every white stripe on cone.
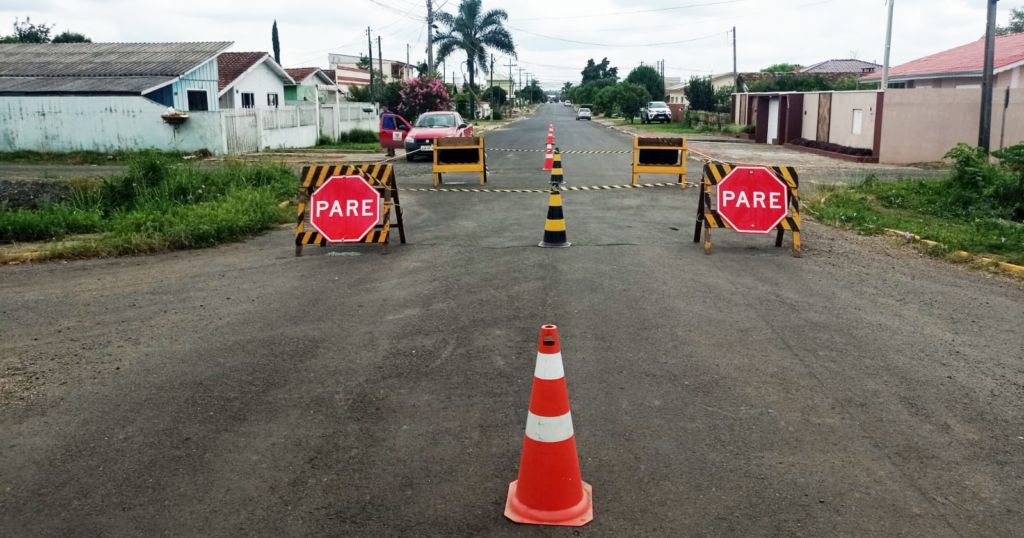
[534,351,564,380]
[525,411,574,443]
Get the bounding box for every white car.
[564,100,572,107]
[576,108,592,121]
[641,101,672,124]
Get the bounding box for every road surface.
[2,103,1022,537]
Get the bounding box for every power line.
[512,0,751,21]
[506,26,729,47]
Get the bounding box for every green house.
[284,68,335,102]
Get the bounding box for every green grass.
[0,149,187,165]
[807,178,1024,265]
[313,142,382,151]
[0,154,296,259]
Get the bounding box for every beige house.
[328,53,414,83]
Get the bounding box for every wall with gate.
[320,101,379,138]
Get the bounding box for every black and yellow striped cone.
[550,148,564,185]
[539,189,570,248]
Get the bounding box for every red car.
[401,111,473,161]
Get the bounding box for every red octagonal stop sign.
[309,175,381,243]
[717,166,789,234]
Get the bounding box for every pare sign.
[308,175,381,242]
[716,166,789,234]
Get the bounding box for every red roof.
[863,32,1024,80]
[218,52,269,91]
[284,67,320,84]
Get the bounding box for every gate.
[224,109,259,154]
[816,93,832,142]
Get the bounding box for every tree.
[997,7,1024,35]
[761,63,798,73]
[614,82,650,123]
[2,17,53,43]
[713,85,735,113]
[685,75,716,111]
[357,54,372,70]
[51,31,90,43]
[626,65,664,103]
[272,21,280,65]
[581,57,618,84]
[484,85,507,107]
[748,74,833,93]
[395,77,452,123]
[347,85,372,102]
[594,85,617,116]
[434,0,517,119]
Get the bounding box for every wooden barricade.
[693,162,801,257]
[632,137,687,186]
[295,163,407,256]
[433,136,487,187]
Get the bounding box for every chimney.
[793,64,802,73]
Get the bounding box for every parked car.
[403,111,473,162]
[576,108,592,121]
[641,101,672,124]
[564,100,572,107]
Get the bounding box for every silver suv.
[641,101,672,124]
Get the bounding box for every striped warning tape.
[403,182,694,193]
[486,148,630,154]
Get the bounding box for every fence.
[223,109,259,154]
[686,110,732,129]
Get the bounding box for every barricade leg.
[703,223,712,255]
[693,191,706,243]
[792,231,802,258]
[775,229,785,247]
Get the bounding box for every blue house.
[0,42,232,111]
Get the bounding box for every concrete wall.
[801,93,819,140]
[262,125,317,149]
[827,91,878,149]
[0,95,226,154]
[221,61,286,109]
[878,88,1024,164]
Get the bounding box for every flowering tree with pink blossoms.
[396,77,452,124]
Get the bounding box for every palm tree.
[562,82,573,101]
[434,0,516,119]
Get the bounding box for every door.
[767,97,780,145]
[817,93,832,142]
[379,113,412,150]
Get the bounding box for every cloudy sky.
[1,0,1018,89]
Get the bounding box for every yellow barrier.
[632,137,687,187]
[433,136,487,187]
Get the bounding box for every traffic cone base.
[505,480,593,526]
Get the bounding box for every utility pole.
[490,54,494,116]
[367,27,375,103]
[407,44,410,77]
[377,36,384,88]
[881,0,895,91]
[427,0,434,73]
[732,27,738,90]
[979,0,999,151]
[518,67,524,107]
[505,59,516,113]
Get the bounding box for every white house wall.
[224,61,287,109]
[0,95,226,154]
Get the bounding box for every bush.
[332,128,378,144]
[945,142,1024,221]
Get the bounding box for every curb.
[882,228,1024,275]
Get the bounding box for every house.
[0,41,230,111]
[328,53,414,83]
[861,33,1024,89]
[487,76,514,95]
[800,59,881,76]
[284,67,337,102]
[333,66,371,95]
[217,52,295,109]
[666,82,688,104]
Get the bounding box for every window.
[241,93,255,108]
[852,109,863,135]
[267,93,279,108]
[186,90,208,111]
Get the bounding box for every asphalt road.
[2,103,1023,537]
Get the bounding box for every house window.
[267,93,279,108]
[241,93,255,108]
[852,109,863,135]
[186,90,209,111]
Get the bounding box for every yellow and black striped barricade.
[632,137,687,187]
[433,136,487,187]
[693,163,801,257]
[295,163,407,256]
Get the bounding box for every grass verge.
[1,154,296,260]
[805,178,1024,266]
[313,142,382,151]
[609,119,749,135]
[0,149,188,165]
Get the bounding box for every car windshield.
[415,114,456,128]
[579,109,591,113]
[650,102,668,108]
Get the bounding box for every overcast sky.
[1,0,1018,89]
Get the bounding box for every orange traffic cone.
[505,325,593,526]
[542,143,554,171]
[547,123,555,145]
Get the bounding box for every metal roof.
[800,59,882,74]
[0,42,232,78]
[0,76,175,94]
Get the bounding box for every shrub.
[791,138,873,157]
[945,142,1024,221]
[396,77,452,124]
